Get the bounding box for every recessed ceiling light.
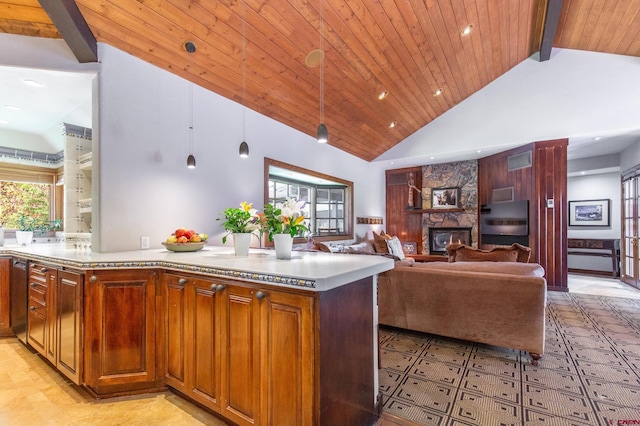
[183,41,197,53]
[389,121,397,128]
[580,171,586,175]
[429,156,435,160]
[4,105,20,111]
[461,24,474,36]
[593,136,602,141]
[23,79,45,88]
[433,88,443,96]
[378,90,389,100]
[476,150,482,153]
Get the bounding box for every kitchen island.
[2,244,394,426]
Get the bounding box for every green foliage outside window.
[0,181,51,230]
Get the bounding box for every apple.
[199,233,208,241]
[175,228,187,238]
[190,234,202,242]
[184,229,196,239]
[177,236,189,243]
[166,235,178,244]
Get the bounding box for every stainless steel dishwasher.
[10,258,28,344]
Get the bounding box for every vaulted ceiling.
[1,0,640,162]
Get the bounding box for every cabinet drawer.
[28,281,47,304]
[27,296,46,315]
[29,263,52,280]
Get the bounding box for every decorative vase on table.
[273,233,294,260]
[233,233,252,257]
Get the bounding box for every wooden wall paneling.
[533,140,568,291]
[477,143,536,257]
[478,140,568,290]
[386,167,423,253]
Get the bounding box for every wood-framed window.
[264,158,353,242]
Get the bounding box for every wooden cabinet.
[162,272,314,426]
[84,269,161,396]
[27,262,52,358]
[26,262,84,384]
[164,274,221,408]
[56,269,83,384]
[0,257,10,336]
[257,286,314,426]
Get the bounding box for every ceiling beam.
[539,0,563,61]
[37,0,97,62]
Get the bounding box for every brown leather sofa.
[378,261,547,365]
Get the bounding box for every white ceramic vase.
[273,233,293,260]
[15,230,33,246]
[233,233,252,257]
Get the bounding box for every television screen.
[480,200,529,236]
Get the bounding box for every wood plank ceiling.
[1,0,640,162]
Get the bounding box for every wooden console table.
[567,238,620,278]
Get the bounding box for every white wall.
[96,44,385,252]
[567,172,620,239]
[620,140,640,173]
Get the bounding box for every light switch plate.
[546,199,554,208]
[140,236,150,249]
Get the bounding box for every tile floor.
[0,274,638,425]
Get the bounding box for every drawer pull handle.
[29,306,36,311]
[209,284,217,292]
[178,278,188,285]
[30,283,37,288]
[216,284,225,292]
[40,267,48,273]
[256,291,266,300]
[89,275,97,283]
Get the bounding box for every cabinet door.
[191,278,221,408]
[259,289,314,426]
[163,273,221,410]
[84,269,158,391]
[164,274,188,392]
[56,269,83,384]
[219,283,261,426]
[46,268,58,364]
[0,258,10,336]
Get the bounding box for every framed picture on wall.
[431,187,460,209]
[569,199,610,227]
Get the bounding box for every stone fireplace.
[421,160,478,254]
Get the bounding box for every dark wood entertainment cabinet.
[567,238,620,278]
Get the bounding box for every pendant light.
[316,0,328,144]
[239,0,249,158]
[186,83,196,169]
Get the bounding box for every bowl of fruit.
[162,228,209,252]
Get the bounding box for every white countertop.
[1,244,394,292]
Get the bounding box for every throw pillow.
[386,236,405,260]
[372,231,391,254]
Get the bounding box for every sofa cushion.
[446,243,531,263]
[410,261,545,277]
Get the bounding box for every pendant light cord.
[189,83,193,154]
[242,0,247,142]
[319,0,324,123]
